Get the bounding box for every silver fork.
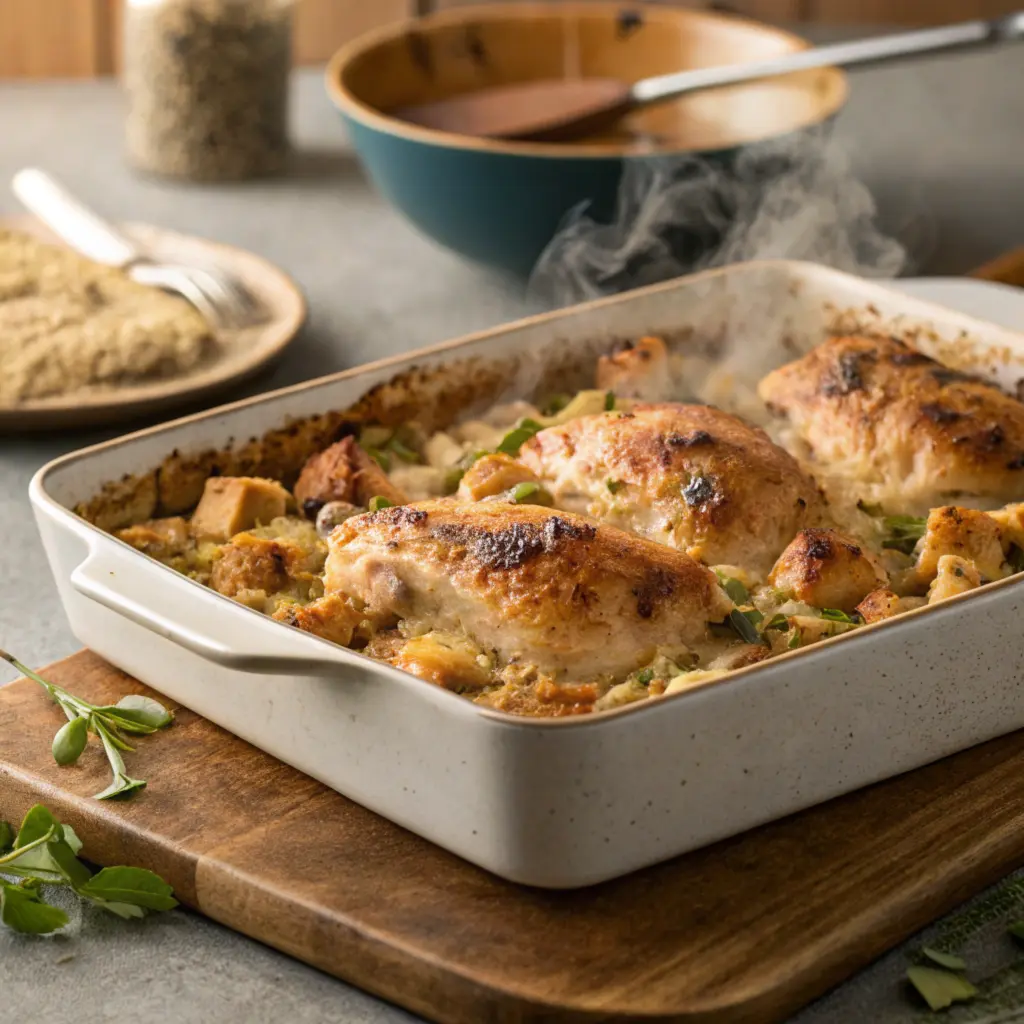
[11,168,266,331]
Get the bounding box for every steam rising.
[528,133,908,309]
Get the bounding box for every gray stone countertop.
[0,31,1022,1023]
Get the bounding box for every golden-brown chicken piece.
[758,335,1024,511]
[914,505,1007,585]
[517,403,826,574]
[293,437,407,516]
[317,500,733,680]
[769,527,887,612]
[595,336,671,400]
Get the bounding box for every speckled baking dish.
[30,260,1024,889]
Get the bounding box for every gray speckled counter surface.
[1,30,1023,1023]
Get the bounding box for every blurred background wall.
[0,0,1019,79]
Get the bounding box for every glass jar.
[123,0,295,182]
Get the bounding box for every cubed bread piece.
[915,506,1006,585]
[190,477,291,543]
[273,593,365,648]
[116,516,190,560]
[856,587,902,624]
[595,336,670,400]
[210,533,297,601]
[927,555,982,604]
[293,437,407,516]
[768,527,887,612]
[457,453,540,503]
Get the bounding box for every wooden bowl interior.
[338,2,848,153]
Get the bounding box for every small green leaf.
[604,391,616,411]
[93,774,147,801]
[109,695,173,730]
[61,825,82,855]
[742,609,763,628]
[636,668,654,685]
[606,479,625,495]
[906,966,977,1011]
[386,437,420,464]
[508,482,553,506]
[497,427,537,456]
[764,614,789,631]
[1007,920,1024,942]
[819,608,859,624]
[882,515,927,555]
[77,866,178,912]
[367,496,393,513]
[15,805,59,849]
[788,631,802,649]
[922,947,966,971]
[0,822,12,854]
[46,839,93,889]
[0,883,69,934]
[726,609,765,646]
[87,899,147,920]
[52,715,88,765]
[716,573,749,605]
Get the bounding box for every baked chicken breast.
[758,335,1024,511]
[516,403,826,574]
[319,500,733,680]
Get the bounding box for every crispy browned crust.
[273,593,363,647]
[915,505,1007,584]
[519,402,827,572]
[769,527,887,612]
[758,335,1024,508]
[856,588,902,624]
[293,437,408,516]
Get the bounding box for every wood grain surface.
[5,649,1024,1023]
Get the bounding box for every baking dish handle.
[70,550,361,678]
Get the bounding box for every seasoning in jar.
[123,0,294,182]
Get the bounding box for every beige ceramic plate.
[1,215,306,431]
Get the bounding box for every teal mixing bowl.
[327,3,848,279]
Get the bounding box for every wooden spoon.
[393,13,1024,143]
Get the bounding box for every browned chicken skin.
[318,500,734,680]
[517,403,826,574]
[758,335,1024,511]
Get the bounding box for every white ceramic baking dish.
[30,260,1024,889]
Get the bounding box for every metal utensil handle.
[631,13,1024,104]
[11,168,140,268]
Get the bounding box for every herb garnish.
[882,515,927,555]
[764,614,789,631]
[726,609,765,646]
[497,418,543,456]
[606,479,625,495]
[636,668,654,686]
[541,393,571,416]
[442,449,488,494]
[1008,921,1024,942]
[386,437,420,464]
[819,608,861,624]
[906,965,977,1012]
[368,496,394,512]
[715,572,749,605]
[0,651,172,801]
[0,804,177,934]
[364,447,391,472]
[787,632,802,649]
[508,482,553,507]
[921,947,966,971]
[604,391,616,411]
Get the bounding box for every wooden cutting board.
[2,251,1024,1023]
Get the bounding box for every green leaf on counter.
[0,821,12,854]
[93,774,148,802]
[921,947,966,971]
[77,867,178,913]
[906,965,976,1011]
[14,805,60,850]
[1007,920,1024,942]
[105,694,173,731]
[52,715,88,765]
[0,884,69,935]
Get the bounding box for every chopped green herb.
[541,393,571,416]
[764,614,790,631]
[819,608,860,624]
[857,500,884,517]
[882,515,927,555]
[715,573,749,605]
[1007,920,1024,942]
[636,668,654,685]
[726,609,766,646]
[604,391,616,411]
[509,482,553,507]
[0,651,172,801]
[364,447,391,472]
[368,496,394,512]
[787,631,802,649]
[921,947,967,971]
[1008,543,1024,574]
[386,437,420,464]
[0,804,177,935]
[606,479,625,495]
[906,966,977,1012]
[742,609,763,628]
[497,419,543,456]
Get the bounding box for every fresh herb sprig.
[0,651,172,801]
[0,804,176,934]
[882,515,927,555]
